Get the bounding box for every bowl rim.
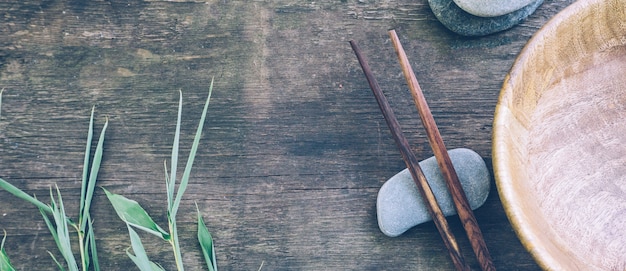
[492,0,620,269]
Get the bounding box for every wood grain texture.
[493,0,626,270]
[0,0,574,270]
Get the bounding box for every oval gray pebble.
[428,0,543,36]
[377,148,490,237]
[453,0,537,17]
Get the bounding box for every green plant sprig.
[104,79,217,271]
[0,83,221,270]
[0,107,107,271]
[1,230,16,271]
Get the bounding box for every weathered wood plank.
[1,0,574,270]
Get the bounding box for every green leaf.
[87,216,100,271]
[167,91,183,211]
[49,186,79,271]
[125,225,164,271]
[47,251,67,271]
[127,252,166,271]
[79,107,95,228]
[1,230,16,271]
[38,193,78,271]
[102,188,170,240]
[127,225,149,267]
[127,253,166,271]
[82,116,107,225]
[171,79,213,217]
[164,160,171,213]
[197,203,217,271]
[0,178,52,213]
[39,207,60,249]
[80,110,107,227]
[79,109,106,271]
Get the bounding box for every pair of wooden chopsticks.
[350,30,495,271]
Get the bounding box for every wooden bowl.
[492,0,626,270]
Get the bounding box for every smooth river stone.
[453,0,538,17]
[377,148,490,237]
[428,0,543,36]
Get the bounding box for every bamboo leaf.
[38,189,77,271]
[79,107,95,227]
[166,212,186,271]
[82,116,107,229]
[127,253,166,271]
[168,90,183,211]
[81,112,107,230]
[171,80,213,217]
[127,225,149,266]
[127,252,166,271]
[76,110,106,271]
[125,225,164,271]
[169,83,214,271]
[1,230,16,271]
[47,251,67,271]
[50,187,79,271]
[0,178,52,213]
[196,204,217,271]
[39,207,59,247]
[164,160,170,207]
[102,188,170,240]
[77,110,106,271]
[87,216,100,271]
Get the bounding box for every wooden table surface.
[0,0,575,270]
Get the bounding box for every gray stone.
[428,0,543,36]
[377,148,490,237]
[453,0,537,17]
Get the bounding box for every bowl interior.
[493,0,626,269]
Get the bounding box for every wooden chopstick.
[349,40,471,271]
[388,30,496,271]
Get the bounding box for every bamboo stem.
[388,29,496,271]
[350,40,470,271]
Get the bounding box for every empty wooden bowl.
[492,0,626,270]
